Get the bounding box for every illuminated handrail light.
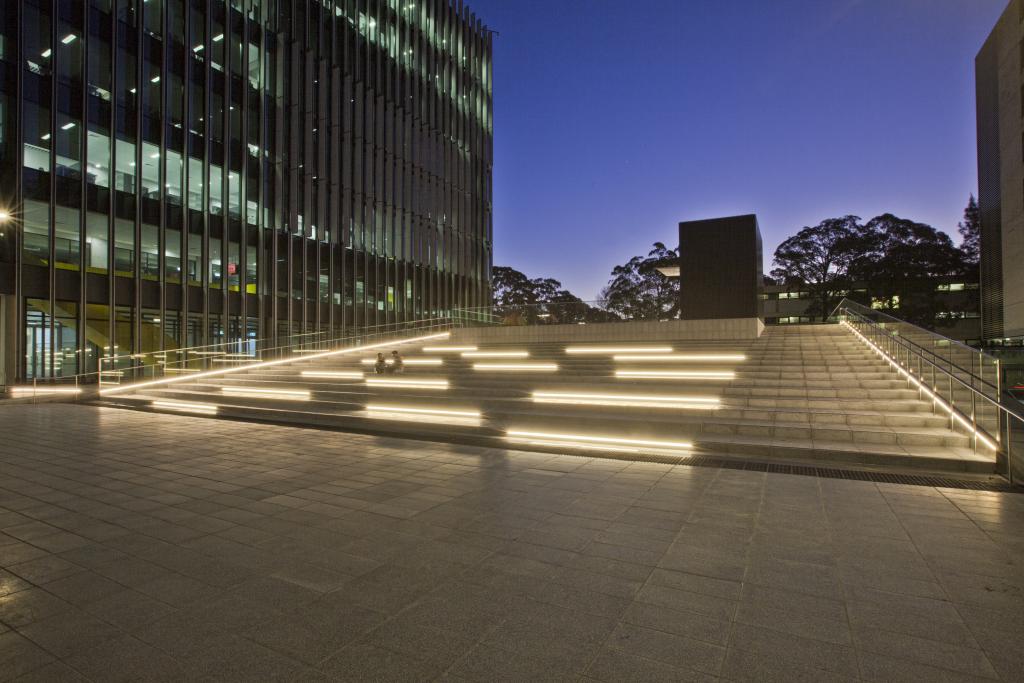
[565,346,672,354]
[462,351,529,358]
[841,321,998,452]
[506,429,692,452]
[613,354,746,362]
[100,331,451,396]
[221,387,311,400]
[616,370,734,380]
[532,391,719,409]
[152,400,218,415]
[423,345,476,352]
[211,358,259,364]
[302,371,364,379]
[360,358,443,366]
[366,378,449,389]
[473,363,558,372]
[9,386,82,395]
[365,404,481,419]
[164,368,201,374]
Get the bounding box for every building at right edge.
[976,0,1024,344]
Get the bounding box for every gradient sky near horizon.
[466,0,1007,300]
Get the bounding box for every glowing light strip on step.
[221,387,311,400]
[100,331,450,396]
[565,346,672,354]
[841,321,998,451]
[152,400,219,415]
[365,378,450,389]
[531,391,720,409]
[505,429,692,452]
[302,371,364,379]
[365,404,481,419]
[473,363,558,372]
[461,351,529,358]
[612,354,746,362]
[9,386,83,395]
[422,346,477,352]
[615,370,735,380]
[520,440,641,454]
[360,358,443,366]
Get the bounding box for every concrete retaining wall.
[451,317,764,344]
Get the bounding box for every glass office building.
[0,0,493,382]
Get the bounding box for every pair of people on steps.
[373,351,404,375]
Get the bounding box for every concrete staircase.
[98,324,995,475]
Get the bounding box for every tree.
[492,266,537,310]
[958,194,980,274]
[490,266,606,324]
[847,214,966,327]
[600,242,680,320]
[770,216,862,322]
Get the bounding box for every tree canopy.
[958,194,980,274]
[491,266,609,324]
[771,198,980,325]
[770,216,862,321]
[600,242,680,321]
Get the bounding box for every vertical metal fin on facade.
[1,0,493,381]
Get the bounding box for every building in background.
[0,0,493,384]
[976,0,1024,344]
[761,278,981,343]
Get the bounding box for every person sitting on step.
[387,350,404,375]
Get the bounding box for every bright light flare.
[461,351,529,358]
[152,400,218,415]
[221,387,311,400]
[613,354,746,362]
[365,404,480,419]
[505,429,692,452]
[366,378,449,390]
[9,386,82,395]
[565,346,672,354]
[473,363,558,372]
[531,391,719,410]
[615,370,735,380]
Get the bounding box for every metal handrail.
[833,298,1024,484]
[832,300,1001,395]
[8,315,476,394]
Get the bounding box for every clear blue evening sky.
[466,0,1006,300]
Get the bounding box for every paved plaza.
[1,404,1023,681]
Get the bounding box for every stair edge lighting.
[473,363,558,371]
[565,346,673,354]
[505,429,692,451]
[100,331,451,396]
[841,321,998,452]
[152,400,218,415]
